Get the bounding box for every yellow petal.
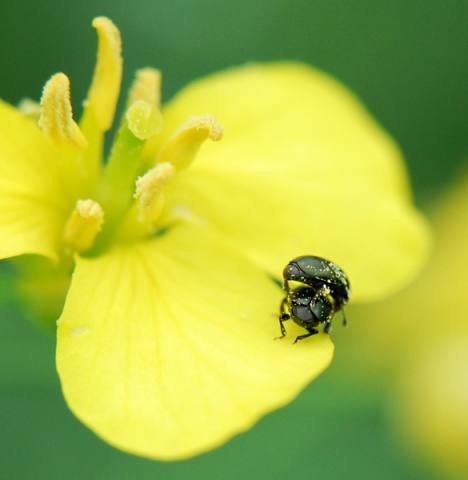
[395,336,468,480]
[344,169,468,377]
[0,100,76,260]
[159,63,430,302]
[57,225,333,460]
[347,169,468,478]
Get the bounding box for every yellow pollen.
[39,73,88,149]
[127,68,162,109]
[158,114,224,169]
[63,199,105,252]
[84,17,122,131]
[134,162,176,220]
[126,100,163,140]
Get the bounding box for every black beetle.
[278,255,351,343]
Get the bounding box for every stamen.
[127,68,162,109]
[84,17,122,131]
[17,98,42,121]
[158,114,223,169]
[126,100,163,141]
[39,73,87,149]
[134,162,176,221]
[63,199,104,252]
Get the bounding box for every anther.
[158,114,223,169]
[39,73,87,149]
[63,199,104,252]
[134,162,176,221]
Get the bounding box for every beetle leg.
[293,328,319,344]
[276,298,290,339]
[342,310,348,327]
[324,322,332,335]
[277,314,289,339]
[310,285,331,307]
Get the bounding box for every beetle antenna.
[342,311,348,327]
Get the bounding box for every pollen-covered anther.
[134,162,176,221]
[158,114,224,169]
[84,17,122,131]
[63,199,104,252]
[39,73,88,149]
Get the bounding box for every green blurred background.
[0,1,466,479]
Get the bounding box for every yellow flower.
[360,170,468,479]
[0,17,429,460]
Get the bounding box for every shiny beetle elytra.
[278,255,351,343]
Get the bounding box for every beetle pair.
[278,256,351,343]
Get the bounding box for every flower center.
[39,72,223,257]
[88,107,223,254]
[37,17,223,258]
